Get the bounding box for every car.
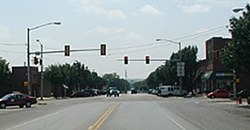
[131,88,137,94]
[70,91,91,98]
[157,85,187,97]
[207,89,232,98]
[236,89,250,98]
[0,92,37,109]
[107,87,120,97]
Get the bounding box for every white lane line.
[4,110,65,130]
[159,108,186,130]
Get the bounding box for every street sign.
[177,62,185,77]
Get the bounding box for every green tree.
[44,61,105,97]
[0,58,11,86]
[0,58,11,95]
[146,46,198,92]
[222,4,250,75]
[102,73,129,92]
[44,64,64,97]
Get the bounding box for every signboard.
[177,62,185,77]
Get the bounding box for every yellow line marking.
[88,103,119,130]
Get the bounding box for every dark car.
[84,89,98,97]
[131,88,137,94]
[207,89,232,98]
[107,87,120,97]
[70,91,90,98]
[0,92,37,109]
[236,89,250,98]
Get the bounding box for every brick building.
[10,66,52,97]
[195,37,235,92]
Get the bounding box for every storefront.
[201,71,234,92]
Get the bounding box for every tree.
[146,46,198,92]
[0,58,11,86]
[44,64,64,97]
[102,73,129,92]
[0,58,11,96]
[44,61,105,97]
[222,4,250,75]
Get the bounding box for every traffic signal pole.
[30,48,101,55]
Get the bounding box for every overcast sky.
[0,0,249,79]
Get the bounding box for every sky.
[0,0,249,79]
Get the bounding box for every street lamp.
[156,38,183,92]
[231,7,244,99]
[36,39,44,100]
[156,39,181,58]
[27,22,61,95]
[232,8,244,13]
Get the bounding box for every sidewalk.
[37,97,57,105]
[192,94,249,106]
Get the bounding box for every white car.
[157,85,187,97]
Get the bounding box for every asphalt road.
[0,94,249,130]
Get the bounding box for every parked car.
[148,89,153,94]
[107,87,120,97]
[0,92,37,109]
[207,89,232,98]
[131,88,137,94]
[70,91,90,98]
[157,85,187,97]
[84,89,98,97]
[236,89,250,98]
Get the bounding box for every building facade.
[196,37,235,92]
[10,66,52,97]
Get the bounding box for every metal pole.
[27,28,31,95]
[26,22,61,96]
[40,43,44,100]
[233,70,236,99]
[179,42,182,93]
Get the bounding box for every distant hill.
[127,79,144,84]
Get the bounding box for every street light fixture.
[156,38,183,92]
[155,38,181,61]
[231,7,244,99]
[27,22,61,95]
[232,8,244,13]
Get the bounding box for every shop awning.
[202,71,234,80]
[201,71,213,80]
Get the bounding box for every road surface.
[0,94,249,130]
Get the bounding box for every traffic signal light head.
[65,45,70,56]
[100,44,106,56]
[34,57,39,65]
[124,56,128,64]
[145,56,150,64]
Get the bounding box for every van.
[157,85,187,97]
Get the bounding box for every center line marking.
[88,103,118,130]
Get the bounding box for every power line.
[173,25,229,42]
[0,42,26,46]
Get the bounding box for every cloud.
[71,0,127,19]
[0,26,10,39]
[180,4,210,13]
[87,26,142,40]
[141,4,163,15]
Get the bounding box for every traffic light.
[40,59,43,65]
[145,56,150,64]
[34,57,39,65]
[124,56,128,64]
[100,44,106,56]
[65,45,70,56]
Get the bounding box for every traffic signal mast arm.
[117,58,167,61]
[30,48,100,55]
